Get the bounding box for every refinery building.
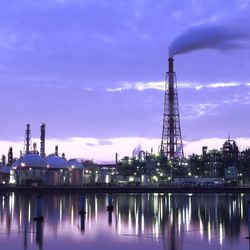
[0,124,85,186]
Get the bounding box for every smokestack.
[115,153,118,172]
[55,145,58,156]
[40,123,46,158]
[25,124,31,154]
[115,153,118,165]
[161,56,184,159]
[33,142,37,153]
[168,57,174,73]
[2,155,6,167]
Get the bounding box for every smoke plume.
[169,22,250,56]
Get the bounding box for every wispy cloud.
[2,136,250,163]
[0,137,160,163]
[200,82,241,89]
[182,103,218,119]
[107,83,132,92]
[106,81,243,92]
[82,87,93,91]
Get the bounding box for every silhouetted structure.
[40,123,46,158]
[25,124,31,154]
[161,57,183,160]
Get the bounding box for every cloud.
[0,0,249,154]
[98,139,113,146]
[201,82,241,89]
[106,83,132,92]
[2,136,250,163]
[184,137,250,155]
[106,81,243,92]
[182,103,218,120]
[82,87,93,91]
[1,137,161,163]
[84,139,113,147]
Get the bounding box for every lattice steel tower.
[160,57,183,159]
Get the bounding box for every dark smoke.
[169,23,250,56]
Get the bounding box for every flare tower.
[160,57,183,159]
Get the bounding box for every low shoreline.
[0,186,250,194]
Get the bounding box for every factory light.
[128,176,134,182]
[105,175,110,184]
[21,162,26,167]
[9,170,16,184]
[152,176,158,182]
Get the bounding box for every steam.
[132,144,141,157]
[169,22,250,57]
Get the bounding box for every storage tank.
[68,159,84,186]
[15,153,47,185]
[46,155,69,186]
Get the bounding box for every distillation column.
[40,123,46,158]
[25,124,31,154]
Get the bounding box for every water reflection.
[0,192,248,250]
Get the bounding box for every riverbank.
[0,186,250,194]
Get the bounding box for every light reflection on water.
[0,192,249,250]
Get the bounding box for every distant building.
[225,166,238,180]
[97,164,116,184]
[14,153,47,185]
[222,139,239,169]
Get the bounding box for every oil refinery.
[0,58,249,188]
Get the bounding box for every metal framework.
[160,57,184,159]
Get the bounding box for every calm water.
[0,192,249,250]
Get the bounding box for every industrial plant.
[0,57,249,188]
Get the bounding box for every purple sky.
[0,0,250,161]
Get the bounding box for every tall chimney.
[161,57,183,160]
[25,124,31,154]
[115,153,118,172]
[55,145,58,156]
[33,142,37,153]
[2,155,6,167]
[40,123,46,158]
[168,57,174,73]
